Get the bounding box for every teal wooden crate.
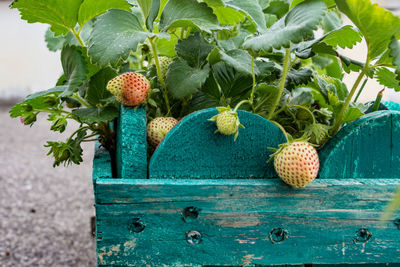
[93,105,400,266]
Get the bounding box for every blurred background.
[0,0,399,266]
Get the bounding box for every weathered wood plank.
[95,178,400,266]
[319,111,400,179]
[149,108,285,179]
[116,105,147,179]
[382,101,400,111]
[93,142,113,181]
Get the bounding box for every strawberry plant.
[9,0,400,178]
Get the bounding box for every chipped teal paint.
[319,111,400,179]
[149,108,285,179]
[93,107,400,266]
[116,105,147,178]
[382,100,400,111]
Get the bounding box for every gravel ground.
[0,105,96,266]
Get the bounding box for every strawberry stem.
[149,37,171,115]
[249,56,256,111]
[331,57,370,135]
[267,46,291,120]
[71,28,85,47]
[289,104,316,124]
[233,100,250,113]
[270,120,290,143]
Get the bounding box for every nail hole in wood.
[182,206,200,222]
[128,218,145,233]
[354,228,372,243]
[394,219,400,230]
[186,230,202,245]
[269,228,288,243]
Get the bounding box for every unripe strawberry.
[273,141,319,188]
[106,72,150,106]
[208,107,244,141]
[159,56,173,78]
[147,117,178,147]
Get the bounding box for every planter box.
[93,105,400,266]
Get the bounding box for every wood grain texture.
[319,111,400,179]
[94,178,400,266]
[149,108,285,179]
[116,105,147,179]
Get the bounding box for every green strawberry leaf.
[88,9,149,67]
[263,0,289,19]
[166,58,211,99]
[45,28,73,52]
[336,0,400,60]
[78,0,132,27]
[72,106,119,124]
[375,68,400,92]
[136,0,152,21]
[225,0,267,32]
[204,0,245,25]
[322,10,341,32]
[343,105,364,123]
[45,22,94,51]
[243,0,326,53]
[146,0,160,30]
[216,49,260,76]
[322,25,362,49]
[389,37,400,82]
[61,46,88,96]
[156,35,178,57]
[291,0,334,8]
[10,0,81,36]
[211,62,253,97]
[159,0,221,33]
[86,67,118,105]
[175,33,214,68]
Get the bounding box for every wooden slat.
[95,178,400,266]
[149,108,285,179]
[319,111,400,179]
[116,105,147,179]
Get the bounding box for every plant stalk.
[331,60,370,135]
[249,56,256,107]
[354,79,368,102]
[233,100,250,113]
[71,28,85,47]
[267,47,291,120]
[149,37,171,115]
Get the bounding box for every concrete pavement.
[0,105,96,266]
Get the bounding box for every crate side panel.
[93,142,113,181]
[382,101,400,111]
[319,111,400,179]
[149,108,285,179]
[116,105,147,179]
[95,178,400,266]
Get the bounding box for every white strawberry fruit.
[159,56,173,78]
[147,117,178,148]
[272,141,319,188]
[209,107,244,141]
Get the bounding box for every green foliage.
[9,0,400,180]
[336,0,400,60]
[243,0,327,53]
[78,0,132,26]
[375,68,400,92]
[88,9,149,67]
[10,0,81,35]
[159,0,220,33]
